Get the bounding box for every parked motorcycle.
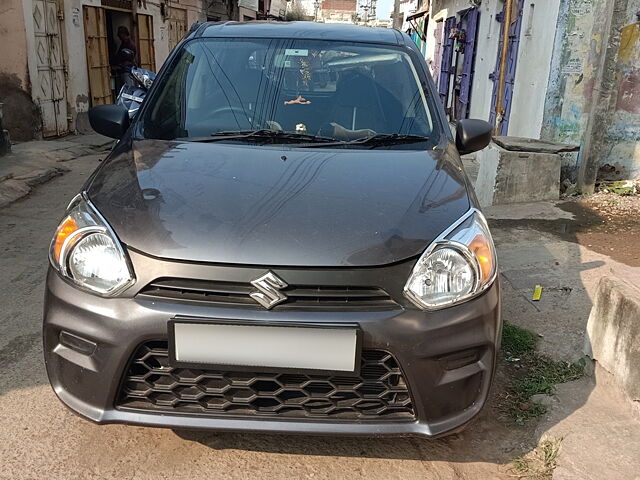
[115,66,156,118]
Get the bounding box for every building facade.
[0,0,284,141]
[319,0,357,23]
[403,0,640,184]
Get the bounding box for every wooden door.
[137,14,156,72]
[168,7,187,52]
[83,6,112,106]
[32,0,69,136]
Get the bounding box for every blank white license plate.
[172,322,358,373]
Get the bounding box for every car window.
[141,38,439,148]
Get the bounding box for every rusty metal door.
[32,0,69,136]
[137,14,156,72]
[83,6,112,106]
[168,7,187,53]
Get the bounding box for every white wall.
[508,0,561,138]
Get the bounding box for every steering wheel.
[209,106,253,129]
[210,106,251,118]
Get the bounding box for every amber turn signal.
[469,233,494,283]
[53,216,79,263]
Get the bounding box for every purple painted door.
[456,7,480,120]
[489,0,524,135]
[438,16,456,107]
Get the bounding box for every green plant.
[512,356,585,400]
[500,324,585,424]
[502,323,538,356]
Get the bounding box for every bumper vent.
[117,342,414,421]
[137,278,399,311]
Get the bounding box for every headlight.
[49,194,134,295]
[404,209,496,310]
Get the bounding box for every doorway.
[83,6,156,107]
[32,0,69,136]
[436,8,480,121]
[454,7,480,121]
[168,7,187,52]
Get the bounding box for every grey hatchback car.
[44,21,500,438]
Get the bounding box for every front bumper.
[43,250,501,438]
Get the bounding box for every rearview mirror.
[455,119,493,155]
[88,104,130,139]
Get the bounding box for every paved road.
[0,153,522,479]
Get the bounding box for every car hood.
[87,139,470,267]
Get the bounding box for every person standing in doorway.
[113,26,137,92]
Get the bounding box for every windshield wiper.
[178,130,336,144]
[299,133,429,148]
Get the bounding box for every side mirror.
[455,119,493,155]
[88,104,130,139]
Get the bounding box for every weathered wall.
[542,0,640,181]
[0,0,40,140]
[601,6,640,179]
[0,0,30,87]
[398,0,419,31]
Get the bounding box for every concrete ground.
[0,134,112,207]
[0,137,639,479]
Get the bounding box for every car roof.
[194,21,405,46]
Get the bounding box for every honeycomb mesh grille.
[117,341,415,421]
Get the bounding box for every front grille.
[117,341,415,421]
[137,278,399,310]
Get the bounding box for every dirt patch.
[489,193,640,267]
[507,437,562,479]
[561,193,640,267]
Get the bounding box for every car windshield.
[139,38,439,148]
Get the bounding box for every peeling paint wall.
[602,11,640,179]
[542,0,640,180]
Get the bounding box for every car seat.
[330,71,387,132]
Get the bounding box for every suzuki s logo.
[250,271,288,309]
